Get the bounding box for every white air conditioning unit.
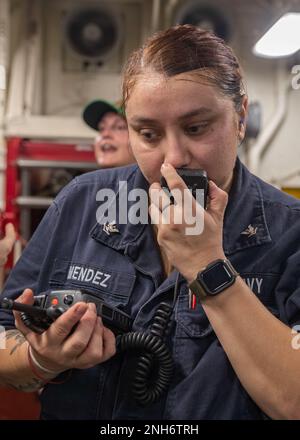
[45,0,144,74]
[43,0,144,115]
[61,2,124,73]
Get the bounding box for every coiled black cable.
[116,302,174,406]
[116,273,181,406]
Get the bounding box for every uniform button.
[64,295,74,305]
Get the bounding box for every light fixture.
[253,13,300,58]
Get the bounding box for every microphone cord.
[116,272,181,406]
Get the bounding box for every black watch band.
[189,258,239,302]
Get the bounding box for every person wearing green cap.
[82,100,135,168]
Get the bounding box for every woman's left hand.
[0,223,16,266]
[149,163,228,282]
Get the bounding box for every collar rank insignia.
[241,224,258,238]
[103,221,120,236]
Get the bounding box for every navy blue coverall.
[1,158,300,419]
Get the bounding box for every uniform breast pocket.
[49,258,136,307]
[175,285,214,339]
[175,273,282,338]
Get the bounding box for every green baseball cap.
[82,100,125,131]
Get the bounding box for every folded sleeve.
[0,201,61,330]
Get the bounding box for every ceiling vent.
[64,6,121,62]
[174,2,231,42]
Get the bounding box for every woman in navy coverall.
[1,25,300,420]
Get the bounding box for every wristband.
[28,345,58,375]
[27,344,72,385]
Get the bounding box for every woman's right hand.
[13,289,116,376]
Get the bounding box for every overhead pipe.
[23,0,42,116]
[0,0,9,197]
[151,0,162,33]
[165,0,179,28]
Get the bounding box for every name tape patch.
[50,258,136,299]
[67,265,111,288]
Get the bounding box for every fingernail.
[74,304,86,315]
[161,163,169,170]
[88,303,96,312]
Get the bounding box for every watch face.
[200,262,234,294]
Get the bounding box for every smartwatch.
[189,259,239,301]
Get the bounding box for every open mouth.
[101,143,118,152]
